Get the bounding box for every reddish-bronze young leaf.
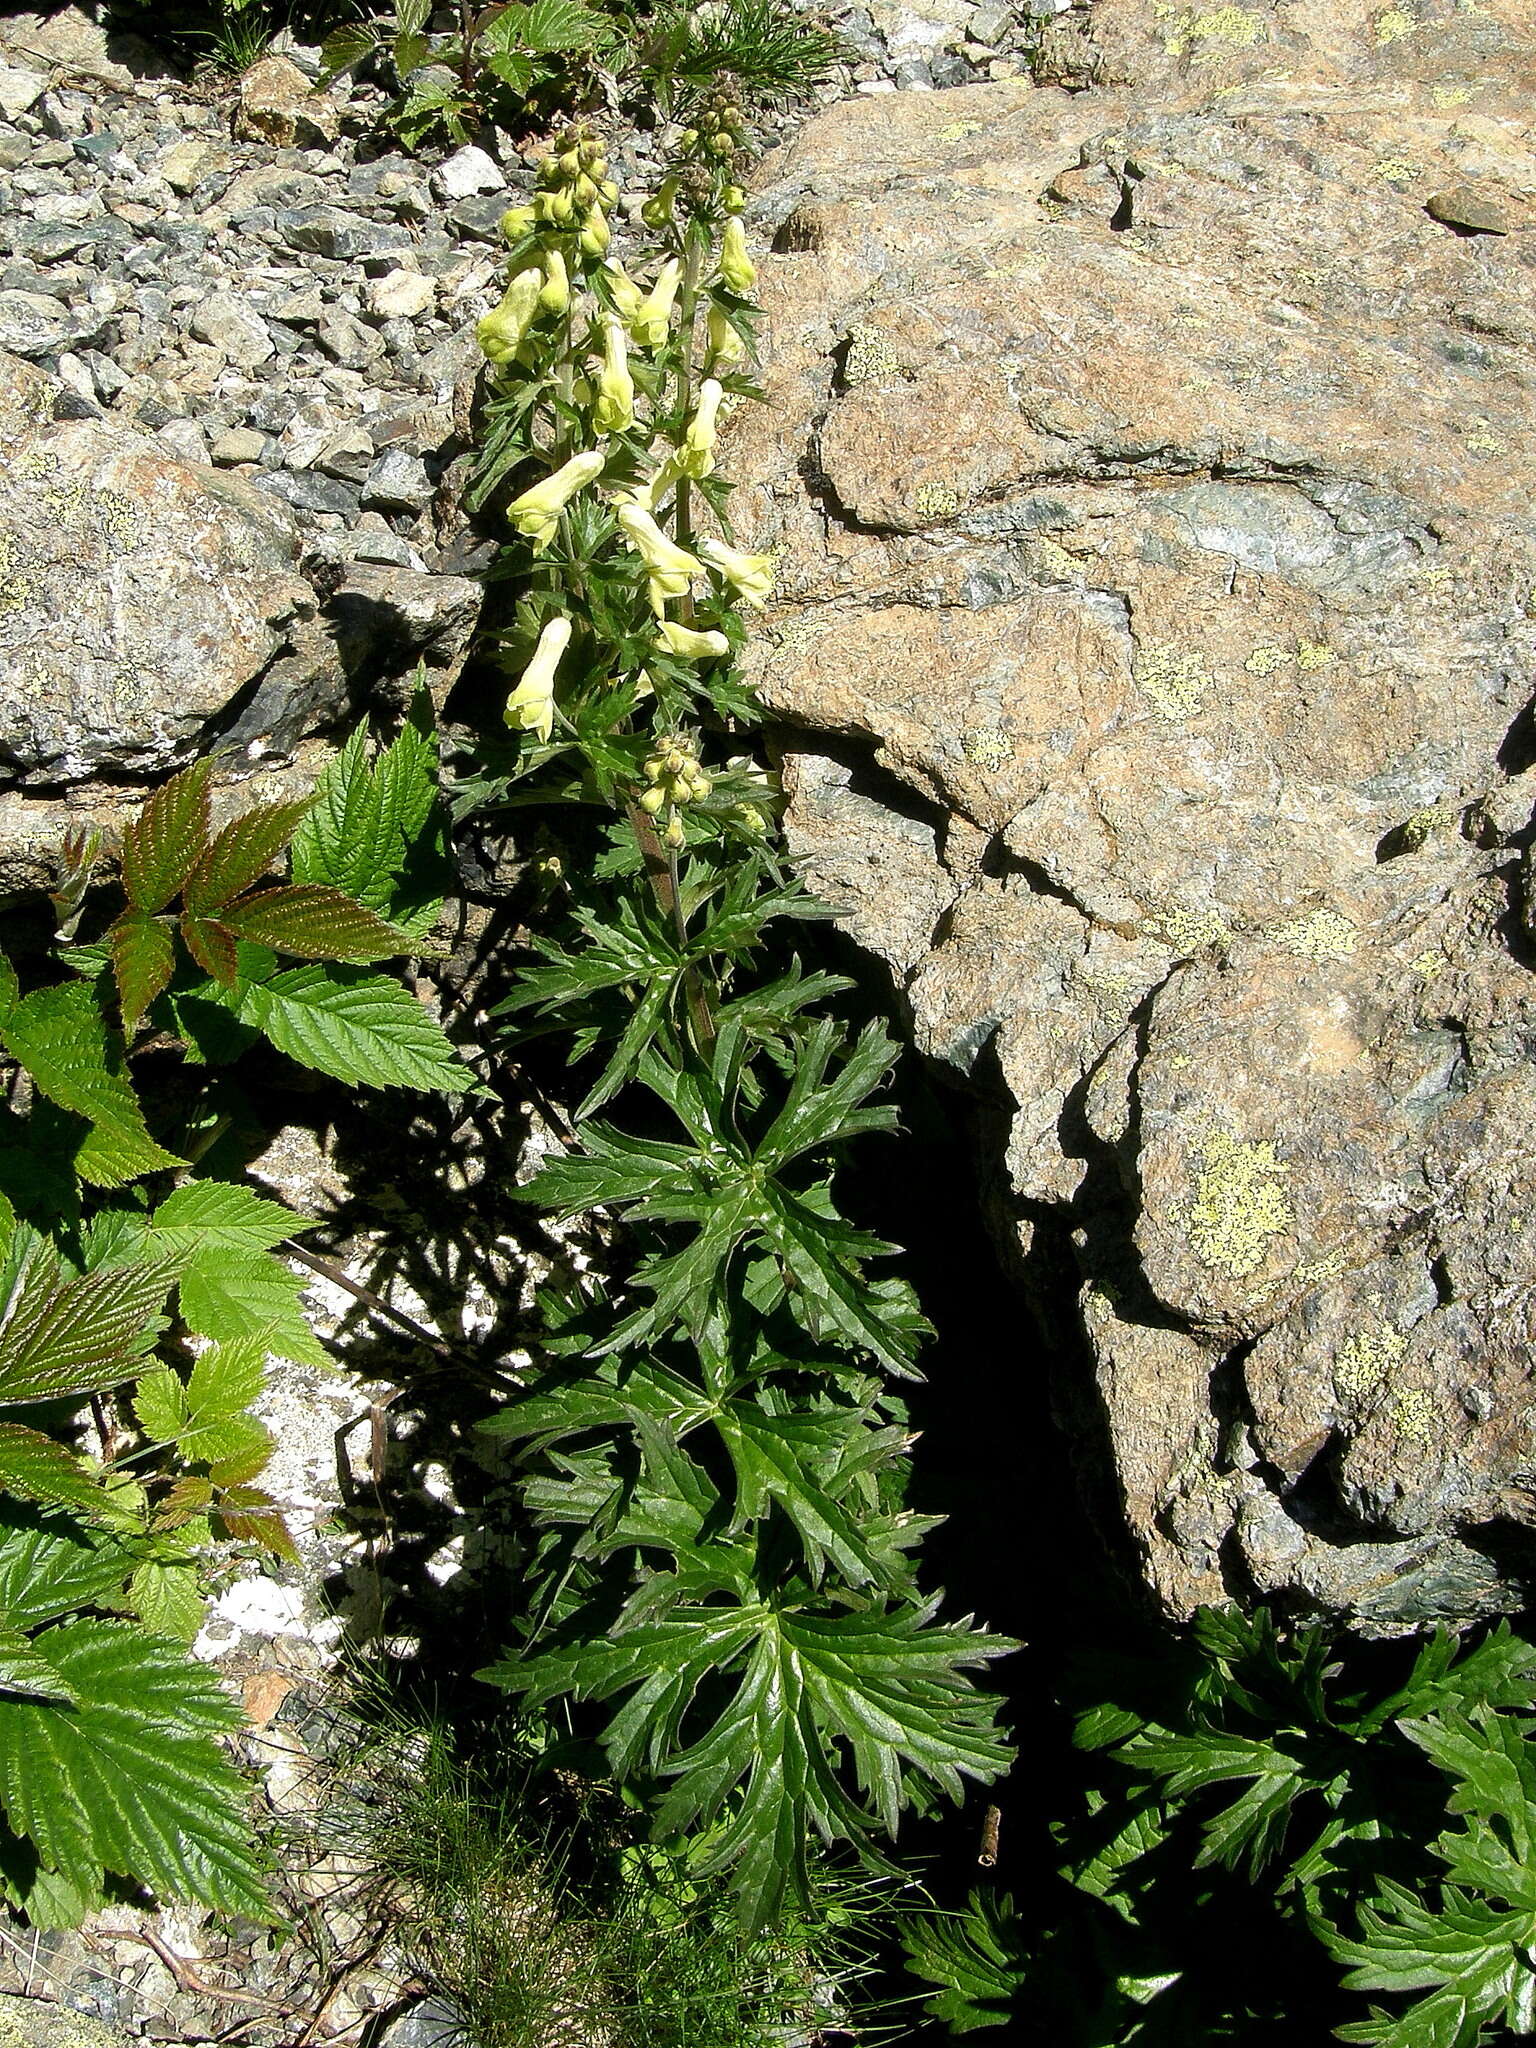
[180,914,241,987]
[120,761,212,913]
[156,1474,215,1527]
[217,886,409,962]
[108,911,176,1033]
[183,800,314,916]
[216,1485,300,1562]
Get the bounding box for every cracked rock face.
[739,42,1536,1628]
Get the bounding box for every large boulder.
[0,355,481,789]
[735,19,1536,1628]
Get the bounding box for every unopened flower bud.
[539,248,569,314]
[722,184,746,214]
[638,784,667,815]
[580,204,611,257]
[663,815,686,849]
[642,175,679,228]
[500,203,538,242]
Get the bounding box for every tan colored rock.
[739,58,1536,1626]
[234,52,341,150]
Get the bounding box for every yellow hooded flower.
[580,204,610,257]
[706,305,745,367]
[593,316,634,435]
[698,536,773,608]
[476,268,542,365]
[679,379,724,479]
[629,258,680,350]
[499,203,538,243]
[718,217,756,294]
[657,620,730,659]
[507,449,605,551]
[628,454,683,515]
[604,263,645,321]
[616,502,705,607]
[505,617,571,740]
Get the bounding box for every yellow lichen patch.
[1430,83,1471,106]
[1161,6,1266,56]
[1409,949,1444,981]
[1463,416,1506,455]
[1295,641,1335,670]
[1148,903,1229,956]
[1244,643,1293,676]
[1295,1245,1348,1289]
[1273,908,1358,961]
[960,726,1014,771]
[912,481,960,523]
[1389,1386,1436,1445]
[1135,644,1211,717]
[936,119,984,142]
[1374,157,1420,184]
[1373,7,1418,41]
[1027,538,1085,583]
[1184,1129,1294,1279]
[841,325,903,388]
[1335,1323,1407,1402]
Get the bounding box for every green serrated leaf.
[149,1181,301,1262]
[0,1424,112,1523]
[0,1241,172,1404]
[120,762,211,914]
[229,964,469,1093]
[178,1253,326,1369]
[0,982,180,1186]
[129,1560,207,1643]
[0,1511,130,1629]
[0,1618,268,1917]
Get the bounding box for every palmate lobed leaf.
[119,760,212,914]
[486,1584,1015,1929]
[183,799,314,916]
[0,981,180,1186]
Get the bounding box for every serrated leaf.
[0,1424,112,1523]
[0,1618,268,1916]
[178,1252,326,1368]
[120,761,211,914]
[129,1560,206,1642]
[217,1486,298,1562]
[181,913,242,986]
[0,981,180,1186]
[289,708,445,936]
[133,1364,189,1446]
[520,0,613,50]
[150,1182,301,1262]
[320,18,381,74]
[0,1632,76,1703]
[0,1241,172,1404]
[108,912,175,1034]
[0,1511,130,1628]
[902,1890,1028,2033]
[231,964,469,1093]
[183,800,313,916]
[218,885,410,963]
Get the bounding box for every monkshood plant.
[0,713,468,1927]
[455,57,1017,1932]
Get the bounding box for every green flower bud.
[539,248,569,314]
[705,305,745,366]
[722,184,746,214]
[579,204,610,257]
[663,814,686,849]
[600,179,619,205]
[641,175,680,229]
[500,203,538,242]
[638,784,668,815]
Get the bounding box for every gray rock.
[315,305,384,367]
[0,1990,134,2048]
[257,469,361,518]
[366,268,436,321]
[430,144,504,202]
[278,206,411,262]
[0,288,104,357]
[361,447,432,513]
[211,426,269,466]
[0,349,340,783]
[0,67,45,120]
[189,291,275,370]
[157,415,208,463]
[326,564,482,698]
[374,1998,467,2048]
